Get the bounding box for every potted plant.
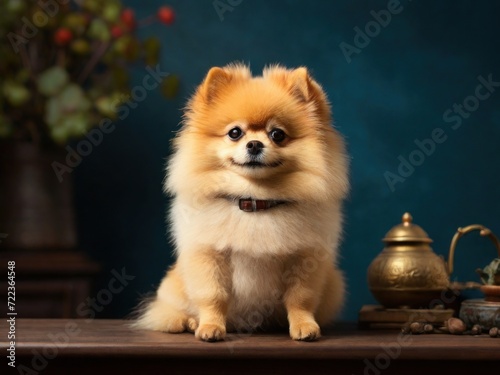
[0,0,176,250]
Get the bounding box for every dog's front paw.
[158,315,198,334]
[290,321,321,341]
[195,323,226,342]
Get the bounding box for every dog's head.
[168,64,348,202]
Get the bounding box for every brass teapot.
[367,212,500,308]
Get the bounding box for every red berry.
[54,28,73,46]
[121,8,136,30]
[111,25,124,38]
[157,6,175,25]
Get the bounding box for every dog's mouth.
[231,159,282,168]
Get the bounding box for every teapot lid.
[383,212,433,243]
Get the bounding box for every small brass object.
[366,213,500,331]
[368,212,450,308]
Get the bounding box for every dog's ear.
[288,67,329,104]
[264,66,331,122]
[288,67,312,102]
[201,64,251,103]
[202,67,231,103]
[264,66,324,104]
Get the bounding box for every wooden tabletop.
[1,319,499,374]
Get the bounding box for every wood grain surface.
[1,319,499,374]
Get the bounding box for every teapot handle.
[448,225,500,275]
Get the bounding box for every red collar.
[238,198,287,212]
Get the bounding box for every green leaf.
[58,112,91,136]
[113,35,139,61]
[477,258,500,285]
[16,68,30,83]
[111,66,129,89]
[0,113,13,137]
[44,84,90,127]
[125,38,140,61]
[82,0,101,13]
[95,95,119,118]
[45,96,61,127]
[144,37,161,66]
[71,39,91,55]
[113,35,131,55]
[49,112,92,144]
[6,0,26,13]
[60,84,91,112]
[161,74,179,99]
[38,67,69,96]
[2,80,30,106]
[63,14,88,36]
[88,19,110,42]
[49,124,70,144]
[102,3,121,23]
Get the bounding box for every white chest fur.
[226,252,287,331]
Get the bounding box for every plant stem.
[77,41,110,85]
[18,44,36,82]
[26,120,41,145]
[57,48,66,67]
[137,15,157,28]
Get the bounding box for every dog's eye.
[228,127,243,140]
[270,129,286,143]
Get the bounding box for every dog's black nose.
[246,140,264,155]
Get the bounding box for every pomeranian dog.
[134,63,349,341]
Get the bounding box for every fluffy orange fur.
[133,63,349,341]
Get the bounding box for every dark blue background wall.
[74,0,500,321]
